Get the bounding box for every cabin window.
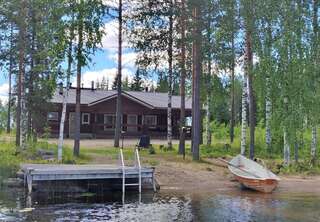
[104,114,116,130]
[144,115,157,126]
[47,112,58,121]
[82,113,90,125]
[186,117,192,127]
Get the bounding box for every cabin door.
[69,112,76,137]
[127,115,138,132]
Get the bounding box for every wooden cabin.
[44,87,192,139]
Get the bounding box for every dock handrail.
[134,148,142,193]
[118,147,142,193]
[119,148,125,193]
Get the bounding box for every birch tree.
[58,14,75,161]
[178,0,187,155]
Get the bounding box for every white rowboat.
[227,155,280,193]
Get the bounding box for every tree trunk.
[114,0,123,147]
[230,37,235,143]
[310,0,318,165]
[245,27,255,160]
[167,3,173,149]
[74,8,84,156]
[311,126,317,165]
[283,128,290,166]
[7,24,13,134]
[58,28,73,161]
[265,73,272,152]
[178,0,186,156]
[206,100,211,146]
[16,1,27,150]
[265,22,273,155]
[206,60,212,146]
[192,4,201,161]
[240,78,247,155]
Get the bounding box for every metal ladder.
[119,148,142,194]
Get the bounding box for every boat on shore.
[226,155,280,193]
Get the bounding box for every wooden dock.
[21,164,155,193]
[21,149,156,194]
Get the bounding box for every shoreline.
[152,157,320,196]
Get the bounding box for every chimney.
[58,82,63,95]
[91,81,94,91]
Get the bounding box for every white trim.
[82,113,90,125]
[88,92,154,109]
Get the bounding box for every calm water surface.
[0,187,319,222]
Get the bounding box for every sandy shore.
[47,138,320,196]
[154,159,320,196]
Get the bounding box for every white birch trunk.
[240,78,248,155]
[206,97,211,146]
[58,86,69,161]
[265,76,272,152]
[311,126,317,162]
[167,91,172,149]
[283,129,290,165]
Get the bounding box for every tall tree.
[6,23,14,134]
[178,0,187,155]
[58,13,74,161]
[130,68,144,91]
[242,0,255,159]
[191,0,202,161]
[16,0,27,150]
[114,0,123,147]
[167,0,174,149]
[72,0,106,156]
[310,0,319,165]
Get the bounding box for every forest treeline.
[0,0,319,165]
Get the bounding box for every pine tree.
[130,68,144,91]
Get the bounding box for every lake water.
[0,187,319,222]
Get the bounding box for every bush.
[148,145,156,155]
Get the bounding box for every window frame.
[104,114,116,131]
[47,112,59,121]
[82,113,90,125]
[143,115,157,126]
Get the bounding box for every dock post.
[152,171,156,192]
[26,168,33,194]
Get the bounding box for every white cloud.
[101,20,130,51]
[72,68,134,88]
[108,51,137,69]
[0,83,9,103]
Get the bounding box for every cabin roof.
[51,88,192,110]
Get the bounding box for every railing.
[134,148,142,193]
[118,147,142,193]
[118,148,126,194]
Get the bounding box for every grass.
[202,123,320,175]
[1,122,320,182]
[0,132,89,184]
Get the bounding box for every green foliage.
[149,145,156,155]
[0,133,89,185]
